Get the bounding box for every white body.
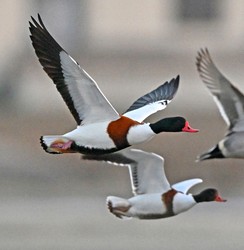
[44,121,155,150]
[122,193,196,219]
[64,122,115,149]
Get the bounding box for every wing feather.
[196,48,244,129]
[123,76,179,122]
[29,14,119,125]
[82,149,170,195]
[172,179,203,194]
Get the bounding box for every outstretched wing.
[29,14,119,125]
[82,148,171,195]
[196,48,244,130]
[123,76,179,122]
[172,179,203,194]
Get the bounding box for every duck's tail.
[196,144,224,161]
[40,135,75,154]
[106,196,131,219]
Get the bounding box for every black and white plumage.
[124,80,179,122]
[29,14,198,155]
[83,149,226,220]
[196,48,244,161]
[29,14,118,125]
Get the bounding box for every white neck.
[126,123,155,145]
[172,193,196,215]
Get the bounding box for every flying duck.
[83,149,226,220]
[29,15,198,155]
[196,48,244,161]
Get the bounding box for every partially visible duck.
[196,48,244,161]
[29,15,198,156]
[83,149,226,220]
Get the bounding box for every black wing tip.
[29,13,64,53]
[125,74,181,113]
[150,75,180,100]
[29,14,45,40]
[170,74,180,89]
[29,14,53,42]
[175,74,180,82]
[161,75,180,100]
[30,13,43,25]
[29,14,42,30]
[163,75,179,88]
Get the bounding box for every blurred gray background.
[1,0,244,249]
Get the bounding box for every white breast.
[221,133,244,158]
[127,123,155,145]
[172,193,196,215]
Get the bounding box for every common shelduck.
[196,48,244,161]
[29,15,198,155]
[83,149,226,219]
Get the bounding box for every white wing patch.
[60,52,119,124]
[172,178,203,194]
[124,100,171,122]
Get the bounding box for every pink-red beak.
[182,121,199,133]
[215,194,227,202]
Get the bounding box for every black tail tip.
[39,136,60,154]
[107,200,113,213]
[196,145,224,162]
[40,136,47,151]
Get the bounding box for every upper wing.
[172,178,203,194]
[123,76,179,122]
[29,14,119,125]
[196,48,244,129]
[82,148,171,195]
